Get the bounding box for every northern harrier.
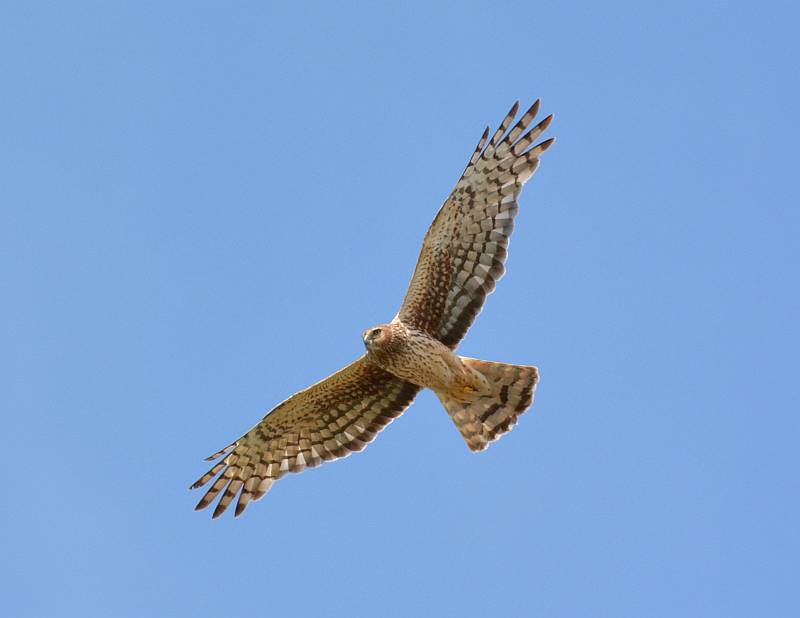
[192,101,555,518]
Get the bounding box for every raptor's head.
[362,325,389,350]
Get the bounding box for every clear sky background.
[3,2,798,617]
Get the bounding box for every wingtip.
[204,442,237,461]
[539,136,556,152]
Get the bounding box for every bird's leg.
[438,351,492,400]
[461,365,492,397]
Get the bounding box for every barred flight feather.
[191,357,419,518]
[398,100,555,348]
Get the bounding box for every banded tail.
[435,358,539,452]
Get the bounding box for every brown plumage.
[192,101,555,518]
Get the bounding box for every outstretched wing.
[191,357,420,518]
[398,101,555,348]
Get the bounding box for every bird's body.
[191,100,556,518]
[363,321,491,397]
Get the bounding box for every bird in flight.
[191,100,555,518]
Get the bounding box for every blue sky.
[3,2,799,616]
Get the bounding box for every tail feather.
[436,358,539,452]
